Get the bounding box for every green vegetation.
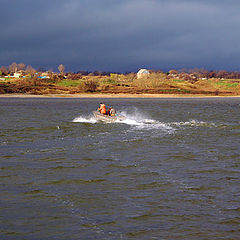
[172,79,185,82]
[100,78,118,85]
[214,80,239,88]
[205,79,239,92]
[56,79,84,87]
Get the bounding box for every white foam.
[135,122,174,132]
[72,116,97,123]
[171,119,216,127]
[116,109,151,125]
[116,110,174,132]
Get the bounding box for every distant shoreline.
[0,93,240,98]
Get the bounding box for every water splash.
[116,108,154,125]
[116,109,174,132]
[72,111,215,133]
[72,108,175,133]
[72,115,97,123]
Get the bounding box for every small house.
[41,72,50,79]
[14,70,24,78]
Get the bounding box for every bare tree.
[0,66,9,75]
[17,63,26,71]
[26,65,36,75]
[58,64,65,74]
[208,71,216,79]
[9,62,18,73]
[216,70,228,79]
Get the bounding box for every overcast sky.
[1,0,240,72]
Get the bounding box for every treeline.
[168,69,240,79]
[0,62,37,75]
[1,62,240,80]
[0,62,116,77]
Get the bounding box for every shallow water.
[0,97,240,240]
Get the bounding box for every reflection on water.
[0,97,240,240]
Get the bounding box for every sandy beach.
[0,93,240,98]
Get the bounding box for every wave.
[171,119,216,128]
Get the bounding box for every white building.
[14,72,22,78]
[137,69,150,79]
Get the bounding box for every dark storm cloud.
[1,0,240,72]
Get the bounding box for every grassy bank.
[0,73,240,96]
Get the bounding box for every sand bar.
[0,93,240,98]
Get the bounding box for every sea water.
[0,97,240,240]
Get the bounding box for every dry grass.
[0,74,240,95]
[133,73,166,88]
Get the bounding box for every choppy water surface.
[1,97,240,240]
